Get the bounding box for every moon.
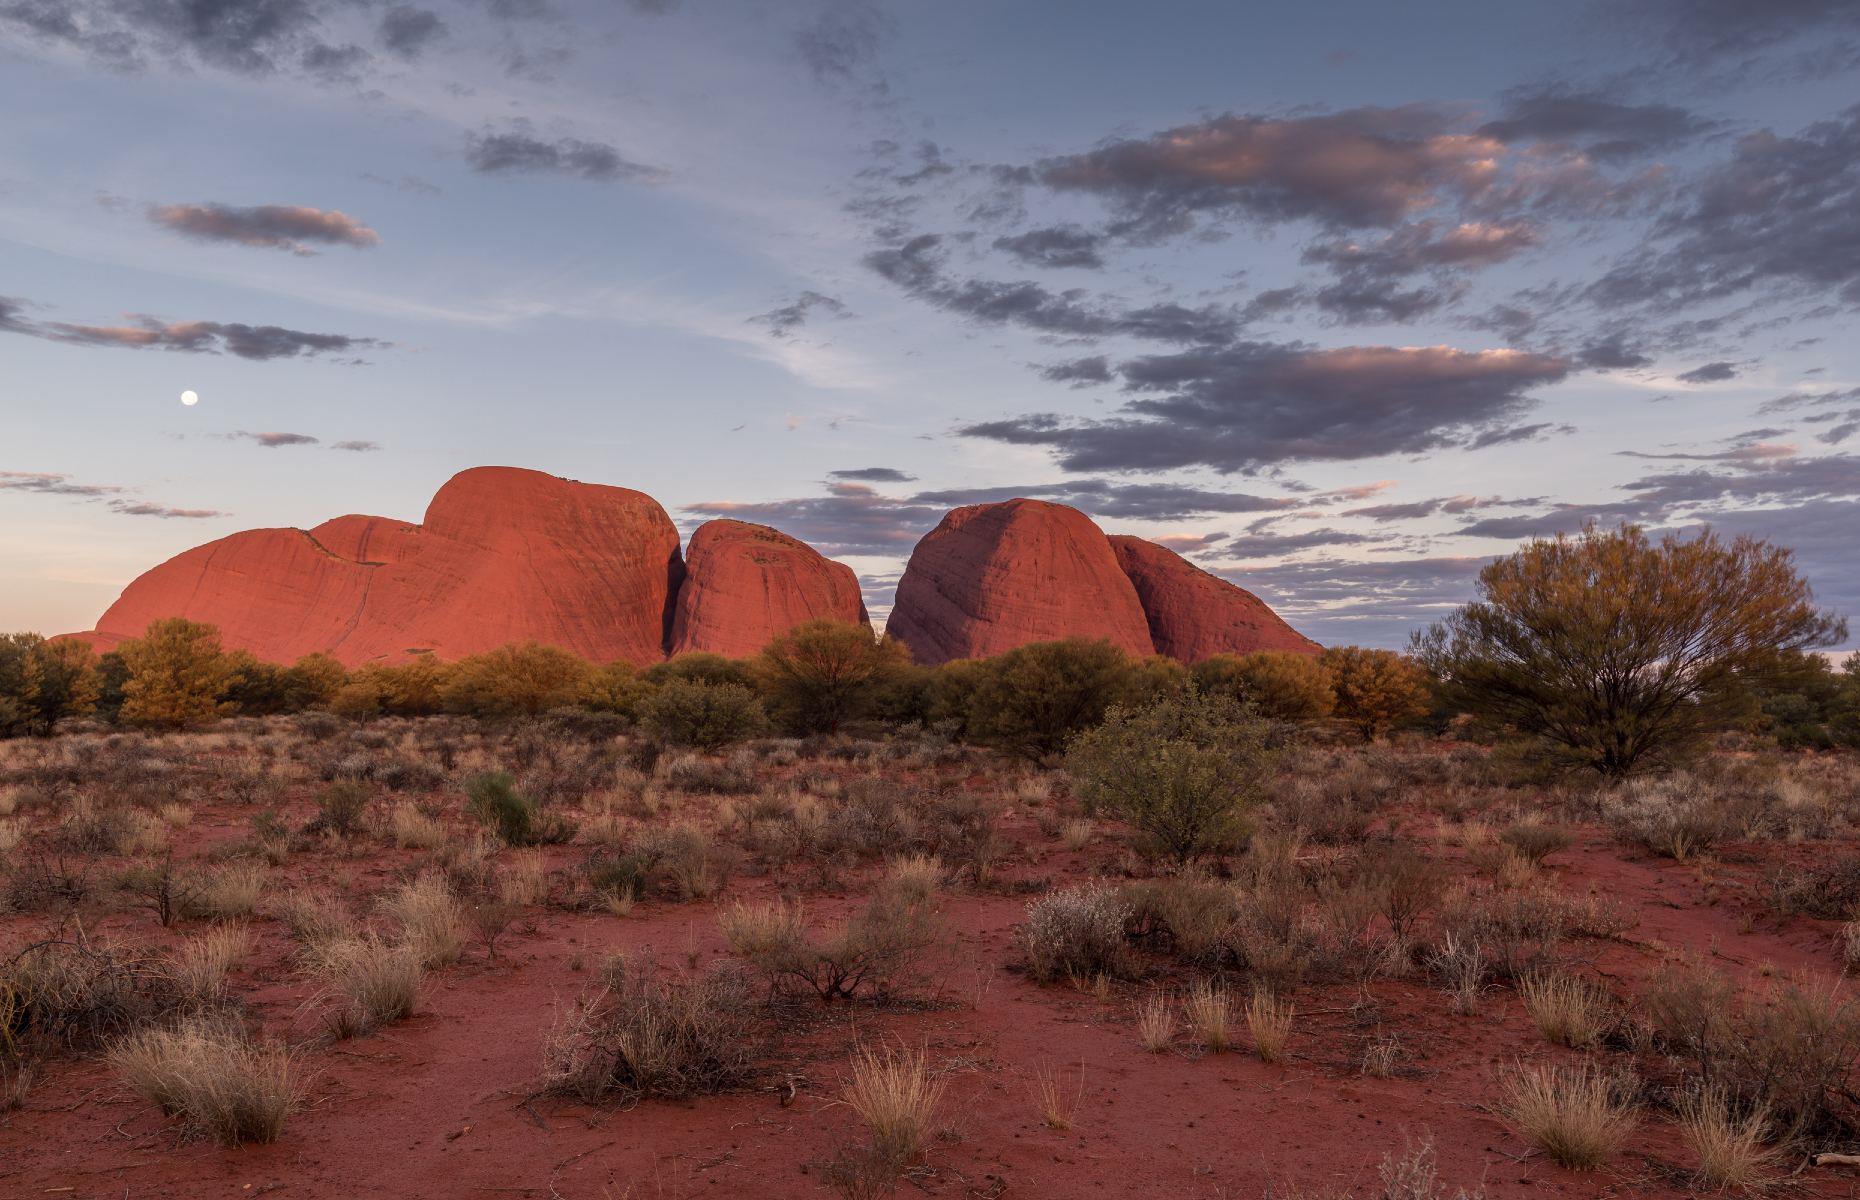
[180,390,199,406]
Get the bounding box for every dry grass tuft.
[108,1018,297,1145]
[1677,1086,1778,1191]
[1519,973,1615,1049]
[380,874,467,966]
[1245,989,1295,1063]
[842,1043,946,1167]
[168,926,253,1005]
[1185,980,1231,1053]
[315,936,423,1037]
[1499,1062,1635,1169]
[1136,993,1176,1052]
[183,863,266,920]
[1031,1060,1083,1130]
[387,802,447,850]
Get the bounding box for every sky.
[3,0,1859,650]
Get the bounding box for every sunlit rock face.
[886,499,1157,666]
[669,518,868,658]
[72,466,685,667]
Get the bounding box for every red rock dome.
[670,519,869,657]
[74,466,684,667]
[885,499,1155,666]
[1108,535,1321,662]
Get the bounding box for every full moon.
[180,390,199,406]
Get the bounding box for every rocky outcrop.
[74,466,685,667]
[1109,535,1320,662]
[886,499,1156,666]
[670,519,868,657]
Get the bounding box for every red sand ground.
[6,742,1860,1199]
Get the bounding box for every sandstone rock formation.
[670,519,869,657]
[886,499,1156,666]
[74,466,685,667]
[1109,535,1321,662]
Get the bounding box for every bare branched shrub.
[722,874,944,1002]
[1376,1136,1487,1200]
[1019,884,1134,984]
[108,1017,297,1145]
[1499,1062,1635,1169]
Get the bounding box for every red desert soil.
[5,735,1859,1199]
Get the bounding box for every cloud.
[1477,85,1717,161]
[1676,360,1739,383]
[992,226,1106,269]
[378,4,444,59]
[962,342,1572,472]
[793,0,891,91]
[1038,355,1113,385]
[864,233,1241,345]
[234,430,319,447]
[0,470,122,497]
[908,478,1301,521]
[148,202,380,254]
[829,467,915,483]
[684,482,941,556]
[0,295,384,361]
[106,500,225,518]
[751,290,848,338]
[464,125,666,183]
[1614,0,1860,76]
[330,439,379,452]
[1224,527,1384,558]
[1213,555,1492,648]
[1300,220,1539,320]
[1343,494,1537,521]
[1587,107,1860,312]
[1576,336,1652,369]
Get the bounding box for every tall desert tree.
[0,633,101,737]
[753,619,909,735]
[118,618,245,730]
[1415,524,1846,776]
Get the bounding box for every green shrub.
[1192,651,1334,720]
[465,772,575,846]
[0,634,101,737]
[441,643,593,718]
[1067,685,1274,862]
[638,679,769,749]
[961,639,1137,761]
[753,620,908,735]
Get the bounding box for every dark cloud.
[992,226,1106,269]
[1224,528,1384,558]
[234,430,319,447]
[330,439,380,452]
[829,467,915,483]
[1038,355,1113,385]
[962,342,1572,472]
[1,297,383,361]
[864,233,1241,345]
[684,482,940,556]
[464,126,665,183]
[148,202,380,254]
[1587,107,1860,312]
[1676,360,1739,383]
[1465,421,1574,449]
[1343,494,1538,521]
[751,290,848,338]
[1615,0,1860,76]
[1478,85,1718,161]
[793,0,890,90]
[1575,336,1652,369]
[1,470,222,519]
[908,479,1301,522]
[1212,555,1491,648]
[0,0,365,76]
[378,4,443,58]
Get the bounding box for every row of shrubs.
[0,618,1432,752]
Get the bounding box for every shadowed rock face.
[1108,535,1321,662]
[886,499,1156,666]
[670,519,868,658]
[74,466,685,667]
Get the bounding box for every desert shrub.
[117,619,244,730]
[1192,651,1335,720]
[1067,686,1274,862]
[1272,765,1388,844]
[465,772,575,846]
[721,873,943,1002]
[646,652,757,689]
[579,661,650,718]
[1602,775,1735,860]
[108,1017,297,1145]
[961,639,1139,761]
[664,753,758,795]
[1499,1062,1635,1169]
[754,620,910,735]
[1415,524,1846,777]
[1122,875,1239,965]
[1499,820,1572,865]
[305,781,372,839]
[315,936,423,1037]
[541,957,756,1105]
[586,825,733,904]
[1020,884,1135,983]
[1436,886,1567,981]
[0,634,100,738]
[1769,856,1860,919]
[441,642,593,718]
[283,652,347,709]
[638,679,769,750]
[3,936,182,1053]
[1321,646,1430,740]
